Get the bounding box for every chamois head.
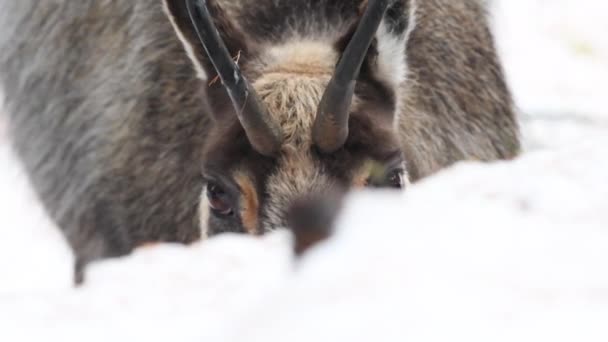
[163,0,411,235]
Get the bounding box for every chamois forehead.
[264,41,339,75]
[253,73,328,149]
[253,41,341,150]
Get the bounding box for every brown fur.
[398,0,520,180]
[234,172,261,235]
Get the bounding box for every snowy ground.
[1,1,607,341]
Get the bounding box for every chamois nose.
[287,193,343,257]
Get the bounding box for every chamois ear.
[162,0,251,81]
[337,0,413,89]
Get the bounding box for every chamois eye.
[206,182,234,217]
[387,169,405,189]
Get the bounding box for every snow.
[490,0,608,151]
[1,1,607,341]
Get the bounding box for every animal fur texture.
[0,0,520,270]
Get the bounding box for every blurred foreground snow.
[1,136,607,341]
[1,0,607,341]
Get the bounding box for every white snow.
[1,1,607,341]
[490,0,608,151]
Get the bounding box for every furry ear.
[375,0,414,88]
[162,0,251,81]
[338,0,414,89]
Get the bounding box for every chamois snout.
[288,193,343,256]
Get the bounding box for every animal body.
[0,0,520,274]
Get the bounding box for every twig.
[208,50,242,86]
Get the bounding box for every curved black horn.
[312,0,392,154]
[186,0,282,157]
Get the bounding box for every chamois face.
[200,42,406,234]
[163,0,412,235]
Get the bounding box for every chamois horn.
[186,0,282,157]
[313,0,392,153]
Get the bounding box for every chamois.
[0,0,519,275]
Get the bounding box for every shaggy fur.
[0,0,520,271]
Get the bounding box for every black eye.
[387,169,405,189]
[206,182,234,217]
